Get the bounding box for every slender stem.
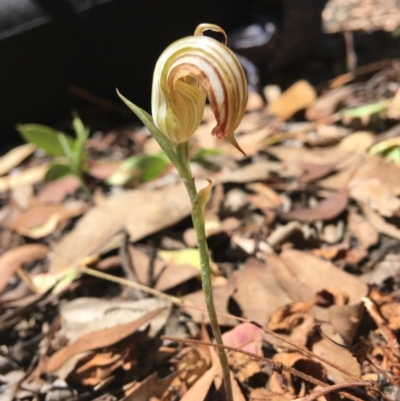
[77,173,92,200]
[180,172,233,401]
[116,94,233,399]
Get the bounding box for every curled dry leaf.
[0,144,35,176]
[0,165,47,192]
[268,302,314,332]
[0,244,50,293]
[268,302,316,348]
[7,202,86,239]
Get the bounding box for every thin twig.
[293,381,372,401]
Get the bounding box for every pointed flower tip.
[151,23,248,155]
[212,126,247,158]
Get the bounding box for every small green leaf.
[45,163,73,182]
[57,133,74,161]
[139,153,169,182]
[342,102,387,119]
[17,124,75,157]
[107,153,169,186]
[72,114,89,162]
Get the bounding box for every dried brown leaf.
[281,189,348,222]
[266,146,352,174]
[297,161,336,184]
[0,244,50,293]
[88,160,120,180]
[306,86,354,120]
[50,183,191,273]
[45,307,163,372]
[0,144,35,176]
[7,202,86,239]
[122,372,178,401]
[0,165,47,192]
[349,155,400,217]
[270,249,368,304]
[180,365,219,401]
[339,131,374,153]
[218,160,282,184]
[232,258,292,326]
[263,250,367,342]
[360,202,400,241]
[269,80,317,120]
[38,175,81,203]
[346,210,379,264]
[329,303,365,345]
[268,302,314,332]
[312,336,360,383]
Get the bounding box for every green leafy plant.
[17,114,91,196]
[107,152,170,186]
[118,23,248,401]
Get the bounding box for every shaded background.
[0,0,332,150]
[0,0,245,143]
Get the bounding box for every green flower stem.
[179,172,233,401]
[116,92,233,400]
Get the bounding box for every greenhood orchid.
[118,24,248,401]
[151,23,248,155]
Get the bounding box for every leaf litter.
[4,18,400,401]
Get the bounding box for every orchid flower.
[118,24,248,401]
[151,23,248,155]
